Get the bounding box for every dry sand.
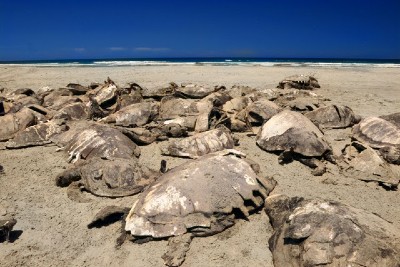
[0,65,399,266]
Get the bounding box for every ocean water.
[0,58,399,68]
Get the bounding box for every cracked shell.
[51,121,140,162]
[125,150,276,238]
[265,195,400,267]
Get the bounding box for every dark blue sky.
[1,0,399,60]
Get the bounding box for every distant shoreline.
[0,57,399,68]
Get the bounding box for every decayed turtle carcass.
[0,108,37,141]
[175,83,224,99]
[277,75,320,90]
[265,195,400,267]
[256,110,332,175]
[340,141,399,189]
[305,104,361,128]
[55,157,159,201]
[88,77,120,112]
[142,82,178,100]
[158,96,213,132]
[235,99,281,128]
[102,101,159,127]
[122,150,276,266]
[273,90,325,112]
[51,121,140,163]
[5,119,67,149]
[352,116,400,164]
[161,127,235,158]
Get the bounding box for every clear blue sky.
[1,0,399,60]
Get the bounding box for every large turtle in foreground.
[265,195,400,267]
[55,158,159,201]
[277,75,320,90]
[117,150,276,266]
[352,116,400,164]
[256,110,332,175]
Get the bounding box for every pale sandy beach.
[0,65,399,266]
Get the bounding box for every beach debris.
[124,150,276,266]
[55,157,158,199]
[0,217,17,243]
[161,127,235,158]
[277,75,320,90]
[352,116,400,164]
[339,141,399,189]
[256,110,332,175]
[265,195,400,267]
[101,101,159,127]
[5,119,67,149]
[175,83,225,99]
[305,105,361,128]
[51,121,140,163]
[0,108,37,141]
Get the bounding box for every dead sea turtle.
[5,119,67,149]
[235,99,281,127]
[161,127,235,158]
[142,82,178,100]
[380,112,400,128]
[0,108,37,141]
[102,101,159,127]
[305,104,361,128]
[277,75,320,90]
[51,121,140,163]
[0,217,17,243]
[122,150,276,266]
[352,116,400,164]
[339,141,399,189]
[256,110,332,175]
[265,195,400,267]
[175,83,224,99]
[55,157,159,201]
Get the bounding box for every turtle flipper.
[162,233,193,267]
[67,181,92,203]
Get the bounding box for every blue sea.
[0,58,399,68]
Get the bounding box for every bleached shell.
[51,121,140,161]
[162,128,235,158]
[256,110,330,157]
[0,108,36,141]
[6,120,67,148]
[125,151,275,238]
[103,101,159,127]
[352,117,400,149]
